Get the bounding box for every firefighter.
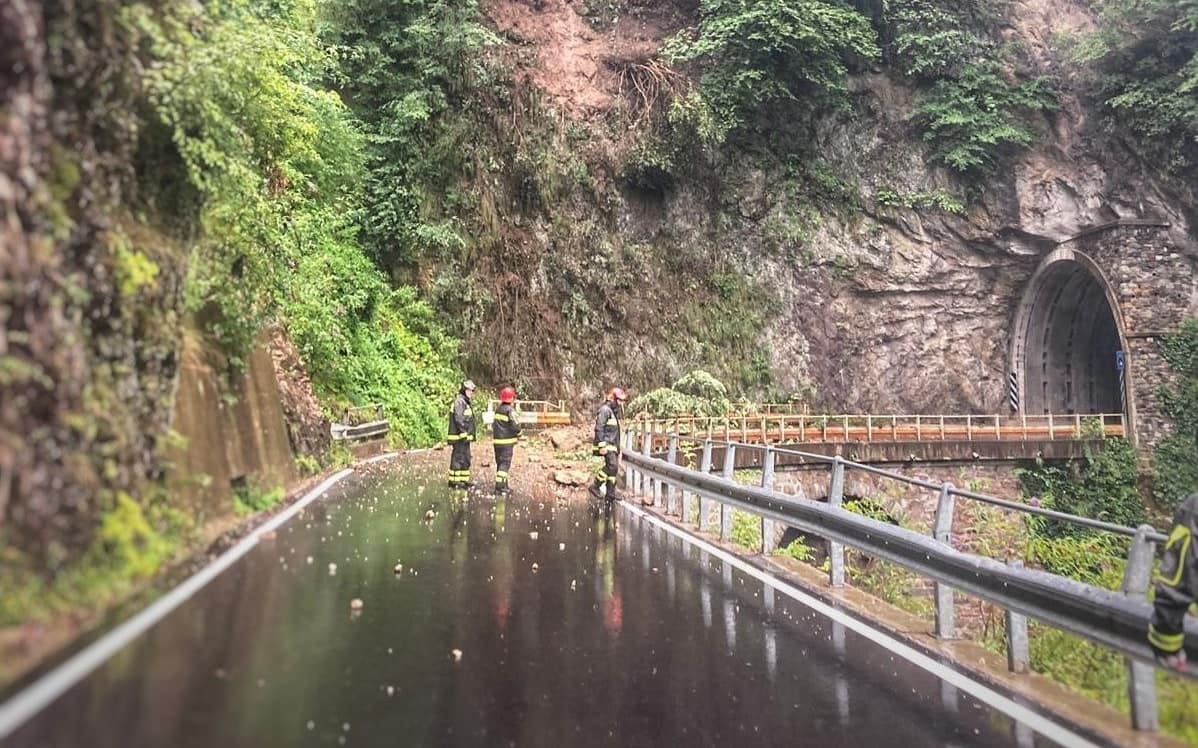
[1148,492,1198,672]
[492,386,522,493]
[589,387,627,505]
[447,380,477,488]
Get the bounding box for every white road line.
[0,468,356,740]
[621,502,1100,748]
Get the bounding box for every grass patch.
[232,476,285,516]
[730,510,762,549]
[0,492,187,629]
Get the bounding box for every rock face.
[458,0,1198,427]
[268,326,331,459]
[0,0,187,566]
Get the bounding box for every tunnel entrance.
[1011,250,1126,416]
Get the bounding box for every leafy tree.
[323,0,497,266]
[132,0,459,444]
[662,0,880,131]
[627,370,732,417]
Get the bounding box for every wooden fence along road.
[635,413,1126,464]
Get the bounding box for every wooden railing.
[635,412,1125,446]
[485,399,571,427]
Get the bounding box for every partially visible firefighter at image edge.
[447,379,477,488]
[1148,490,1198,672]
[492,386,522,493]
[589,387,627,505]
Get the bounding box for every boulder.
[553,470,589,487]
[548,429,584,452]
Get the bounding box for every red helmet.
[499,386,517,403]
[608,387,627,402]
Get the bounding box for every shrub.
[913,60,1057,174]
[1074,0,1198,177]
[1154,320,1198,510]
[663,0,880,130]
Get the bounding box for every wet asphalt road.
[10,459,1066,747]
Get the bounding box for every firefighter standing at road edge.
[589,387,627,505]
[447,380,477,488]
[492,386,522,493]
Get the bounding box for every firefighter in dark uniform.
[588,387,627,505]
[492,386,522,493]
[1148,492,1198,671]
[447,380,477,488]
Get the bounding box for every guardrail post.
[720,444,736,542]
[828,457,845,587]
[761,448,777,555]
[641,425,653,502]
[699,441,713,532]
[1123,525,1159,732]
[666,434,679,515]
[933,483,956,639]
[1005,559,1029,673]
[627,429,637,493]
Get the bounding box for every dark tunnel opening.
[1020,261,1123,415]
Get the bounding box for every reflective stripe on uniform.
[605,418,618,426]
[1149,624,1185,653]
[493,413,509,422]
[596,441,608,449]
[496,470,508,479]
[1157,526,1193,588]
[606,475,617,483]
[493,437,518,445]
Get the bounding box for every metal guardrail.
[619,428,1192,732]
[635,412,1126,444]
[331,403,389,442]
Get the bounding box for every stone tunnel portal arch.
[1010,248,1129,417]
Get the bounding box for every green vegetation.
[663,0,880,132]
[774,537,812,563]
[232,477,286,516]
[627,370,732,418]
[1153,320,1198,511]
[912,60,1057,174]
[731,510,763,549]
[294,454,321,476]
[884,0,991,80]
[133,0,460,443]
[874,187,964,215]
[322,0,498,267]
[878,0,1057,175]
[1017,437,1144,540]
[1076,0,1198,177]
[1010,438,1198,740]
[0,492,187,629]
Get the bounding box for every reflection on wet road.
[12,461,1066,746]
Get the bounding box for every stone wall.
[167,330,297,522]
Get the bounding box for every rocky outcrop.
[465,0,1198,422]
[267,326,330,460]
[0,0,187,567]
